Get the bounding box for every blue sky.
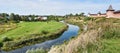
[0,0,120,15]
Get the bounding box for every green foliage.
[0,42,3,47]
[9,13,15,21]
[83,17,91,21]
[41,30,49,34]
[48,15,65,21]
[2,36,12,42]
[9,13,22,23]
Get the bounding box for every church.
[89,5,120,18]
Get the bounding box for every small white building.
[38,16,48,21]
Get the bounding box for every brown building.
[89,5,120,18]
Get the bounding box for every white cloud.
[0,0,120,15]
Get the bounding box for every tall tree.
[69,13,73,16]
[0,13,9,23]
[75,13,79,16]
[79,13,85,17]
[9,13,15,21]
[15,14,21,21]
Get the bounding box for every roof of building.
[98,11,101,14]
[107,5,115,11]
[89,14,97,15]
[114,10,120,13]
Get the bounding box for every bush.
[84,17,91,21]
[41,30,49,34]
[2,36,12,42]
[0,42,3,47]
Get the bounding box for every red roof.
[114,10,120,13]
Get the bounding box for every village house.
[37,16,48,21]
[89,5,120,18]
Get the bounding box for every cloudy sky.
[0,0,120,15]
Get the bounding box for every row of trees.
[0,13,85,23]
[0,13,40,23]
[65,13,85,17]
[0,13,22,23]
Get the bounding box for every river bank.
[1,22,79,53]
[0,21,68,51]
[48,17,120,53]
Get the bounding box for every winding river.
[1,23,79,53]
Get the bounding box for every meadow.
[0,21,67,51]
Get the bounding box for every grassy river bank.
[0,21,68,51]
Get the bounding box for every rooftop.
[107,5,115,11]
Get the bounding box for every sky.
[0,0,120,15]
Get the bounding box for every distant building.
[89,5,120,18]
[38,16,48,21]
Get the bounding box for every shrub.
[2,36,12,42]
[83,17,91,21]
[41,30,49,34]
[0,42,3,47]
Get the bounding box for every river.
[1,23,79,53]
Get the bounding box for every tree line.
[0,13,41,23]
[0,13,85,23]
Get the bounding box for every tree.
[69,13,73,16]
[15,14,22,21]
[75,13,79,16]
[79,13,85,17]
[9,13,15,21]
[0,13,9,18]
[0,13,9,23]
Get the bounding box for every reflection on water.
[2,24,79,53]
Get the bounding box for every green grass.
[101,39,120,53]
[0,21,65,42]
[0,23,17,35]
[0,21,67,51]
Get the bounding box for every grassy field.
[0,21,68,51]
[101,39,120,53]
[0,23,17,35]
[0,21,65,41]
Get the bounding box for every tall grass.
[48,29,102,53]
[48,17,120,53]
